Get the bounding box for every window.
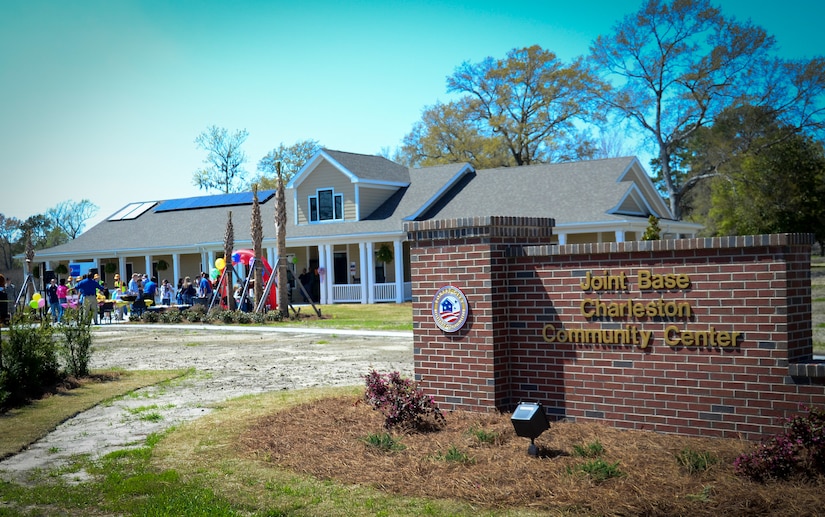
[309,188,343,222]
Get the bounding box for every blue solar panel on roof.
[154,190,276,212]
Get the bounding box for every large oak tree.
[400,45,602,168]
[256,139,321,185]
[685,105,825,245]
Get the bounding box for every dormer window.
[309,188,343,222]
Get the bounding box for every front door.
[334,252,348,284]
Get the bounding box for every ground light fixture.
[510,401,550,457]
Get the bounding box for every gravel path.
[0,324,413,484]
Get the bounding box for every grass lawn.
[280,302,413,331]
[0,370,186,460]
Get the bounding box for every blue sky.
[2,0,822,230]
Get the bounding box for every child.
[160,279,173,306]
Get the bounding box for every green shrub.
[140,310,160,323]
[218,309,234,324]
[435,445,474,464]
[676,447,718,474]
[201,307,228,324]
[233,311,252,324]
[468,426,499,445]
[362,432,406,452]
[161,310,184,324]
[573,440,605,458]
[572,459,624,483]
[183,304,206,322]
[58,307,93,377]
[1,312,60,407]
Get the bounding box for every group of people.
[37,271,205,324]
[43,273,109,324]
[297,267,320,303]
[11,264,309,326]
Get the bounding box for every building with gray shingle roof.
[30,149,700,305]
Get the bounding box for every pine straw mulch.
[240,396,825,516]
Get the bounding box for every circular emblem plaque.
[431,285,469,332]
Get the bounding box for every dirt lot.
[0,324,413,483]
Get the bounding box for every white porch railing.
[332,284,362,303]
[373,282,395,302]
[329,282,413,304]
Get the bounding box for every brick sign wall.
[406,217,825,441]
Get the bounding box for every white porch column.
[207,250,215,274]
[394,239,404,303]
[324,244,334,304]
[172,253,181,287]
[365,242,375,304]
[317,244,328,304]
[144,256,152,277]
[615,230,625,243]
[118,256,127,279]
[557,233,567,246]
[359,242,369,304]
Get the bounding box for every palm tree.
[251,186,264,309]
[224,211,236,311]
[275,163,289,317]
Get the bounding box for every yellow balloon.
[215,258,226,270]
[32,293,41,301]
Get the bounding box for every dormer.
[288,149,410,225]
[608,157,672,219]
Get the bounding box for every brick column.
[404,216,554,412]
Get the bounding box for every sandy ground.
[0,324,413,484]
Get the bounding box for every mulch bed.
[241,396,825,516]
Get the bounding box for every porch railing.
[329,282,413,304]
[332,284,361,303]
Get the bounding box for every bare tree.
[589,0,824,219]
[193,126,249,193]
[0,214,21,270]
[47,199,98,239]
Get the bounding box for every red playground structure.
[217,248,278,311]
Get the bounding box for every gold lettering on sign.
[547,268,744,351]
[542,324,654,349]
[580,271,628,291]
[580,298,692,318]
[637,270,691,290]
[664,326,742,347]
